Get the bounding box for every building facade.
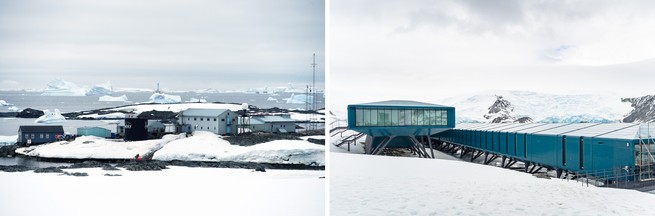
[17,125,64,145]
[250,115,297,133]
[178,108,238,135]
[77,126,112,138]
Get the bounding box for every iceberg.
[267,97,279,102]
[186,98,207,103]
[8,106,19,112]
[35,109,66,123]
[149,93,182,104]
[0,99,13,106]
[285,93,314,104]
[41,79,87,96]
[86,81,113,96]
[99,95,129,102]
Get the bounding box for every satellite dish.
[241,103,249,110]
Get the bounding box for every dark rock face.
[34,167,64,173]
[0,165,31,172]
[16,108,43,118]
[69,161,108,169]
[0,145,18,157]
[0,112,18,117]
[224,133,302,146]
[483,95,534,123]
[622,95,655,123]
[120,161,168,171]
[137,110,178,120]
[61,172,88,176]
[307,138,325,145]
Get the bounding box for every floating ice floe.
[149,93,182,104]
[99,94,129,102]
[0,99,13,106]
[7,106,19,112]
[34,109,66,123]
[285,93,314,104]
[186,98,207,103]
[267,97,278,102]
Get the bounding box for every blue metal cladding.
[434,123,641,172]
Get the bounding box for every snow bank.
[153,131,324,165]
[0,135,17,145]
[41,79,87,96]
[98,95,128,102]
[34,109,66,123]
[331,153,655,215]
[78,112,126,119]
[285,93,314,104]
[16,134,185,159]
[148,93,182,103]
[0,167,324,216]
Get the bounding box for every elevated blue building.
[346,100,655,183]
[347,100,455,157]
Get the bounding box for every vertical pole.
[428,135,434,159]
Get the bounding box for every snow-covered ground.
[153,132,324,165]
[0,166,324,216]
[331,153,655,215]
[16,132,324,166]
[17,134,185,159]
[78,112,127,119]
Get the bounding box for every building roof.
[77,126,110,131]
[180,108,230,117]
[19,125,64,133]
[350,100,453,108]
[453,123,655,140]
[251,115,296,124]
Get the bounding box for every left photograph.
[0,0,325,215]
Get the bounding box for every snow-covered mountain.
[41,79,113,96]
[622,95,655,123]
[437,91,633,123]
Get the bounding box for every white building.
[178,108,238,135]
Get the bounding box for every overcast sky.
[0,0,324,91]
[331,0,655,115]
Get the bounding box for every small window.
[188,118,190,121]
[214,118,216,121]
[221,119,225,122]
[30,134,35,139]
[40,134,44,139]
[201,126,203,130]
[214,127,216,130]
[46,134,49,139]
[194,117,197,121]
[25,134,29,139]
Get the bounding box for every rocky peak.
[622,95,655,123]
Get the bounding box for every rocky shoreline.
[0,159,325,175]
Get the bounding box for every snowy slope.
[0,167,324,216]
[153,131,324,165]
[438,91,632,123]
[16,134,185,159]
[331,153,655,216]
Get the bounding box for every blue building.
[77,126,112,138]
[347,100,455,157]
[17,125,64,146]
[346,100,655,182]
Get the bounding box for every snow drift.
[153,131,324,166]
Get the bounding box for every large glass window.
[362,109,370,126]
[356,109,363,126]
[391,109,399,126]
[370,109,378,126]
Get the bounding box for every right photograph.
[329,1,655,215]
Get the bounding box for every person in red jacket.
[135,154,143,161]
